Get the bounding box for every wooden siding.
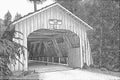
[12,5,92,71]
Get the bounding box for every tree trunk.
[34,0,37,12]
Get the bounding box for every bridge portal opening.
[27,29,80,71]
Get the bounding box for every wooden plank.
[82,30,86,63]
[85,32,91,66]
[28,36,54,40]
[84,32,87,65]
[86,36,92,65]
[52,57,54,62]
[37,43,41,57]
[81,30,85,64]
[31,41,41,44]
[43,42,49,54]
[29,43,34,55]
[19,22,24,71]
[34,15,37,30]
[66,57,68,65]
[63,34,72,48]
[79,29,83,68]
[52,39,62,57]
[58,57,60,64]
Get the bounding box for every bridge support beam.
[52,39,62,57]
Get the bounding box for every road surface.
[39,69,120,80]
[28,60,120,80]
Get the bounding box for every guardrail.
[29,57,68,66]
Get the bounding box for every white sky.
[0,0,55,20]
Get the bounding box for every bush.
[0,26,25,77]
[92,50,120,72]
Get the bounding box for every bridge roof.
[11,2,93,30]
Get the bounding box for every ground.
[39,69,120,80]
[8,61,120,80]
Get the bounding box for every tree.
[85,0,120,70]
[28,0,46,12]
[0,19,5,38]
[4,11,12,27]
[14,13,22,21]
[0,24,25,77]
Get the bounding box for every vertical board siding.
[82,29,86,63]
[31,17,34,33]
[46,9,49,29]
[85,32,89,65]
[19,22,23,71]
[16,23,20,71]
[79,27,82,65]
[85,32,88,65]
[12,5,92,71]
[26,19,30,37]
[33,15,37,31]
[22,20,26,71]
[87,37,93,65]
[12,24,19,71]
[43,10,47,28]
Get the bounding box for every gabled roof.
[12,2,93,30]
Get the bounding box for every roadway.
[28,60,120,80]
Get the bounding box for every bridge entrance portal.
[27,29,80,71]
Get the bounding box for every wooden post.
[43,42,49,57]
[66,57,68,65]
[42,57,44,61]
[43,57,45,62]
[52,57,54,63]
[40,57,42,61]
[37,43,41,59]
[47,57,49,62]
[58,57,61,64]
[39,57,40,61]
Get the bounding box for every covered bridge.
[11,2,93,71]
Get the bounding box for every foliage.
[0,11,12,38]
[0,39,24,76]
[0,12,25,77]
[0,26,25,77]
[85,0,120,71]
[28,0,47,11]
[0,19,5,38]
[0,25,25,77]
[14,13,22,21]
[4,11,12,27]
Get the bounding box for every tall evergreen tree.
[14,13,22,21]
[4,11,12,27]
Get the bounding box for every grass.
[6,70,40,80]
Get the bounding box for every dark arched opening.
[27,29,80,71]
